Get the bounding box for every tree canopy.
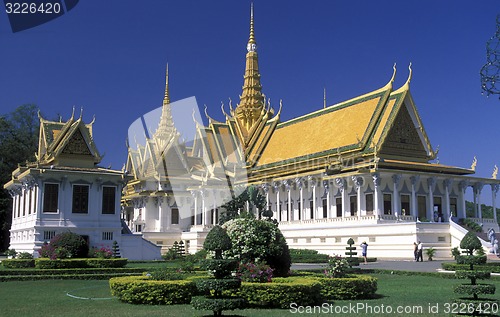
[0,104,39,251]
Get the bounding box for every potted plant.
[425,247,436,261]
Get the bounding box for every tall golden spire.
[235,3,265,134]
[154,64,176,150]
[163,63,170,105]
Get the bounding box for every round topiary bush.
[460,231,483,256]
[40,232,89,259]
[192,226,244,316]
[223,218,291,277]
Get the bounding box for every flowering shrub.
[89,245,113,259]
[237,262,273,283]
[222,218,291,277]
[324,255,349,278]
[40,232,89,259]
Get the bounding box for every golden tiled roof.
[256,83,392,168]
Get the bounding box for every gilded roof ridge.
[276,68,395,129]
[392,62,412,94]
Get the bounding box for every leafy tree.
[223,218,291,276]
[0,104,39,252]
[219,185,267,225]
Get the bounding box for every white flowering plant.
[222,218,291,276]
[324,255,349,278]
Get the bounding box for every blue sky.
[1,1,499,200]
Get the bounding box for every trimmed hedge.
[289,249,329,263]
[454,284,496,295]
[191,296,245,311]
[1,273,142,282]
[35,258,127,269]
[442,262,500,273]
[109,276,198,305]
[1,259,35,269]
[109,274,379,307]
[456,255,487,265]
[0,267,145,276]
[314,274,378,300]
[196,278,241,293]
[455,270,491,280]
[236,277,323,309]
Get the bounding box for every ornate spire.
[247,3,256,49]
[235,3,265,134]
[163,63,170,105]
[154,64,176,150]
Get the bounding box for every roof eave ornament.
[404,62,413,87]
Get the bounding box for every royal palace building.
[7,7,499,259]
[121,7,499,259]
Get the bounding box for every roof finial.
[405,62,413,86]
[164,63,170,104]
[390,63,397,83]
[247,3,257,52]
[323,87,327,109]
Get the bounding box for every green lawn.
[0,274,499,317]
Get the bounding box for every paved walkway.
[292,255,500,273]
[292,259,446,273]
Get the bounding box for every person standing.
[360,241,368,264]
[417,241,423,262]
[413,242,418,261]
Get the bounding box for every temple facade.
[4,111,161,259]
[120,6,499,258]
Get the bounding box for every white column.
[158,197,165,231]
[298,179,304,220]
[191,191,198,226]
[336,178,347,218]
[443,179,452,222]
[323,180,330,218]
[474,183,484,219]
[427,178,435,221]
[458,181,468,219]
[492,184,499,222]
[352,176,363,218]
[200,190,206,226]
[312,183,317,219]
[284,180,291,221]
[392,174,401,216]
[372,174,382,218]
[274,183,280,221]
[410,176,419,219]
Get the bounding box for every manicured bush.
[150,267,185,281]
[17,252,33,259]
[0,267,145,276]
[40,232,89,259]
[315,275,378,300]
[453,232,498,315]
[1,259,35,269]
[110,276,197,305]
[88,245,113,259]
[456,255,487,266]
[460,231,483,256]
[85,258,128,268]
[289,249,329,263]
[35,258,127,269]
[192,225,244,316]
[35,258,87,269]
[442,262,500,273]
[223,218,291,277]
[237,262,273,283]
[234,277,323,309]
[345,238,359,267]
